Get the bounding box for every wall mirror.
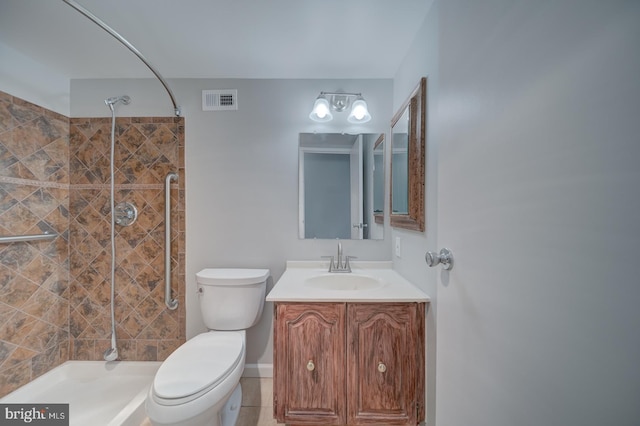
[299,133,385,240]
[390,77,425,232]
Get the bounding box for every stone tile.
[157,339,183,361]
[135,265,162,293]
[0,275,39,308]
[2,106,185,375]
[116,339,137,360]
[0,345,35,371]
[10,121,49,159]
[121,312,147,339]
[135,340,158,361]
[138,310,177,340]
[0,93,71,393]
[31,342,64,379]
[1,203,40,234]
[20,286,60,319]
[0,360,31,396]
[69,306,91,338]
[137,237,162,263]
[118,251,146,280]
[20,319,58,352]
[71,339,94,360]
[117,282,147,308]
[20,254,55,286]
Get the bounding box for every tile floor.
[141,377,284,426]
[237,378,285,426]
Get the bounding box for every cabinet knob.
[377,362,387,373]
[307,360,315,371]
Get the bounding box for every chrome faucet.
[324,242,355,273]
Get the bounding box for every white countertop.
[266,261,430,303]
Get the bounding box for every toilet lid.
[153,332,244,402]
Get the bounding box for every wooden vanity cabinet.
[274,303,346,425]
[273,302,425,426]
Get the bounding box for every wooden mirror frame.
[373,133,385,225]
[390,77,426,232]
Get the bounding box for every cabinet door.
[274,303,346,425]
[347,303,425,425]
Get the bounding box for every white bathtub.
[0,361,161,426]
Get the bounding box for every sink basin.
[265,261,431,302]
[304,274,383,291]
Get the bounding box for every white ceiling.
[0,0,432,80]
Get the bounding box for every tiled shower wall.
[0,92,70,396]
[0,91,185,397]
[68,117,185,361]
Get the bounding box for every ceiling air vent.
[202,89,238,111]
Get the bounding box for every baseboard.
[242,363,273,378]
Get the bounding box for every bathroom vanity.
[266,261,430,426]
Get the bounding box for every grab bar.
[165,172,179,310]
[0,232,57,244]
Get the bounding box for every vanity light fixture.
[309,92,372,123]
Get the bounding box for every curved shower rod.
[62,0,182,117]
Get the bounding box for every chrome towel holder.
[0,232,57,244]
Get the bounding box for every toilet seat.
[152,331,244,406]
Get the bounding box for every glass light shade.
[347,98,371,123]
[309,96,333,122]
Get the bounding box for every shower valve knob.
[425,248,454,270]
[114,202,138,227]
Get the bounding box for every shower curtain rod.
[62,0,182,117]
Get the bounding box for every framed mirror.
[390,77,425,232]
[299,133,385,240]
[373,134,385,225]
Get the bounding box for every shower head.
[103,347,118,362]
[104,95,131,107]
[104,329,119,362]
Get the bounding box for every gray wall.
[0,41,70,116]
[391,3,440,424]
[70,78,393,368]
[394,0,640,425]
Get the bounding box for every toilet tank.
[196,268,269,330]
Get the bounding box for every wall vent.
[202,89,238,111]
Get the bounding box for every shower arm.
[62,0,182,117]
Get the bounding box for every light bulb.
[352,104,366,120]
[347,97,371,123]
[309,95,333,122]
[315,103,329,118]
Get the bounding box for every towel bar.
[0,232,57,244]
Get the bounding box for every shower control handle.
[114,202,138,227]
[425,248,454,270]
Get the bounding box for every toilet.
[146,268,270,426]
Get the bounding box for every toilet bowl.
[146,268,269,426]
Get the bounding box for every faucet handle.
[344,255,357,272]
[321,256,335,272]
